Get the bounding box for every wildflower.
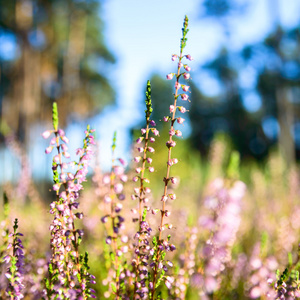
[171,54,178,61]
[183,72,190,80]
[42,130,52,139]
[166,73,174,80]
[177,117,185,124]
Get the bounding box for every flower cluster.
[150,15,192,299]
[3,219,25,300]
[101,132,129,298]
[198,178,245,295]
[131,81,157,299]
[43,102,96,299]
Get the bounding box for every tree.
[0,0,115,145]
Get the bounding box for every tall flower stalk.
[132,81,158,299]
[150,15,192,299]
[101,132,128,299]
[3,219,25,300]
[43,102,96,299]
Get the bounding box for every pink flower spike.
[186,54,193,61]
[177,117,185,124]
[166,73,174,80]
[171,54,178,61]
[42,130,52,139]
[181,94,189,101]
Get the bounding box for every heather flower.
[185,54,193,60]
[172,54,178,61]
[43,102,96,298]
[177,117,185,124]
[166,73,174,80]
[183,72,190,79]
[4,219,25,300]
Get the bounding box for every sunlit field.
[1,3,300,299]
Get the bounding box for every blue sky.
[84,0,300,169]
[2,0,300,181]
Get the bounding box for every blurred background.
[1,0,300,181]
[2,2,300,298]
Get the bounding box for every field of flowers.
[1,16,300,300]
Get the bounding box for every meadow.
[1,16,300,300]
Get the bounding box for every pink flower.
[182,85,190,92]
[183,72,190,80]
[114,183,123,194]
[133,176,138,182]
[149,137,155,143]
[163,116,169,122]
[45,146,53,154]
[178,62,183,68]
[166,73,174,80]
[42,130,52,139]
[134,156,141,163]
[147,147,155,153]
[171,177,178,184]
[135,167,142,174]
[152,129,159,136]
[169,129,175,136]
[169,105,175,113]
[171,54,178,61]
[177,117,185,124]
[149,167,155,173]
[169,193,176,200]
[141,128,146,135]
[175,82,181,90]
[175,130,182,137]
[53,183,60,191]
[178,106,186,113]
[136,137,143,144]
[161,195,168,202]
[181,94,189,101]
[147,157,152,164]
[184,65,191,72]
[185,54,193,61]
[137,147,144,153]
